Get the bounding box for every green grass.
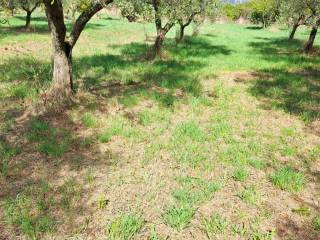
[270,166,305,193]
[106,213,143,240]
[233,168,248,182]
[1,13,320,240]
[238,186,260,206]
[163,206,195,230]
[314,216,320,232]
[200,213,228,237]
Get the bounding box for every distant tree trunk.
[178,24,186,42]
[289,24,299,40]
[25,11,31,28]
[304,26,318,54]
[151,0,174,59]
[154,31,164,58]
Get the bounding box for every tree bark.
[304,26,318,54]
[154,32,164,59]
[289,24,299,40]
[179,24,185,42]
[42,0,113,105]
[25,11,31,29]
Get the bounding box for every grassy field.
[0,14,320,240]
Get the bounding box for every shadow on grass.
[74,36,231,106]
[247,37,320,123]
[246,26,263,30]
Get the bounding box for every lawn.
[0,14,320,240]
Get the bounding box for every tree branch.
[69,0,113,47]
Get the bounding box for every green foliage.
[173,176,220,206]
[200,213,228,237]
[26,119,71,158]
[238,185,260,205]
[59,179,82,210]
[314,216,320,232]
[106,213,143,240]
[81,113,97,128]
[163,206,195,230]
[270,166,305,192]
[4,192,55,239]
[233,168,248,182]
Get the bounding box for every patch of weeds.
[99,117,142,143]
[248,159,267,170]
[233,168,248,182]
[106,213,143,240]
[232,223,274,239]
[4,193,55,239]
[151,92,175,107]
[26,119,72,157]
[138,108,171,126]
[81,113,97,128]
[163,206,195,230]
[173,121,206,142]
[200,213,228,237]
[171,142,207,167]
[292,205,311,216]
[238,186,260,206]
[84,168,95,184]
[119,94,139,107]
[97,195,109,209]
[10,84,31,99]
[173,176,220,206]
[79,136,94,149]
[281,127,296,137]
[270,166,305,193]
[59,179,82,210]
[314,216,320,232]
[149,225,162,240]
[0,141,20,177]
[218,142,254,166]
[281,145,298,157]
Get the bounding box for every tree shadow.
[247,37,320,123]
[246,26,263,30]
[74,37,231,106]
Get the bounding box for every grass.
[163,206,195,230]
[0,12,320,240]
[200,213,228,237]
[270,166,305,193]
[106,213,143,240]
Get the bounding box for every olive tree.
[176,0,219,42]
[303,0,320,53]
[42,0,113,105]
[14,0,42,28]
[278,0,310,40]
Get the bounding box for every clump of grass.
[81,113,97,128]
[97,195,109,209]
[173,121,205,142]
[171,142,207,167]
[26,119,72,157]
[292,205,311,216]
[119,94,139,107]
[238,186,260,205]
[98,117,143,143]
[59,179,82,210]
[4,192,55,239]
[233,168,248,182]
[314,216,320,232]
[163,206,195,230]
[270,166,305,193]
[173,176,220,206]
[138,108,171,126]
[200,213,228,237]
[106,213,143,240]
[0,141,20,177]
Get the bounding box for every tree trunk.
[289,24,299,40]
[154,33,164,59]
[51,43,73,97]
[178,24,185,43]
[304,26,318,54]
[25,11,31,29]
